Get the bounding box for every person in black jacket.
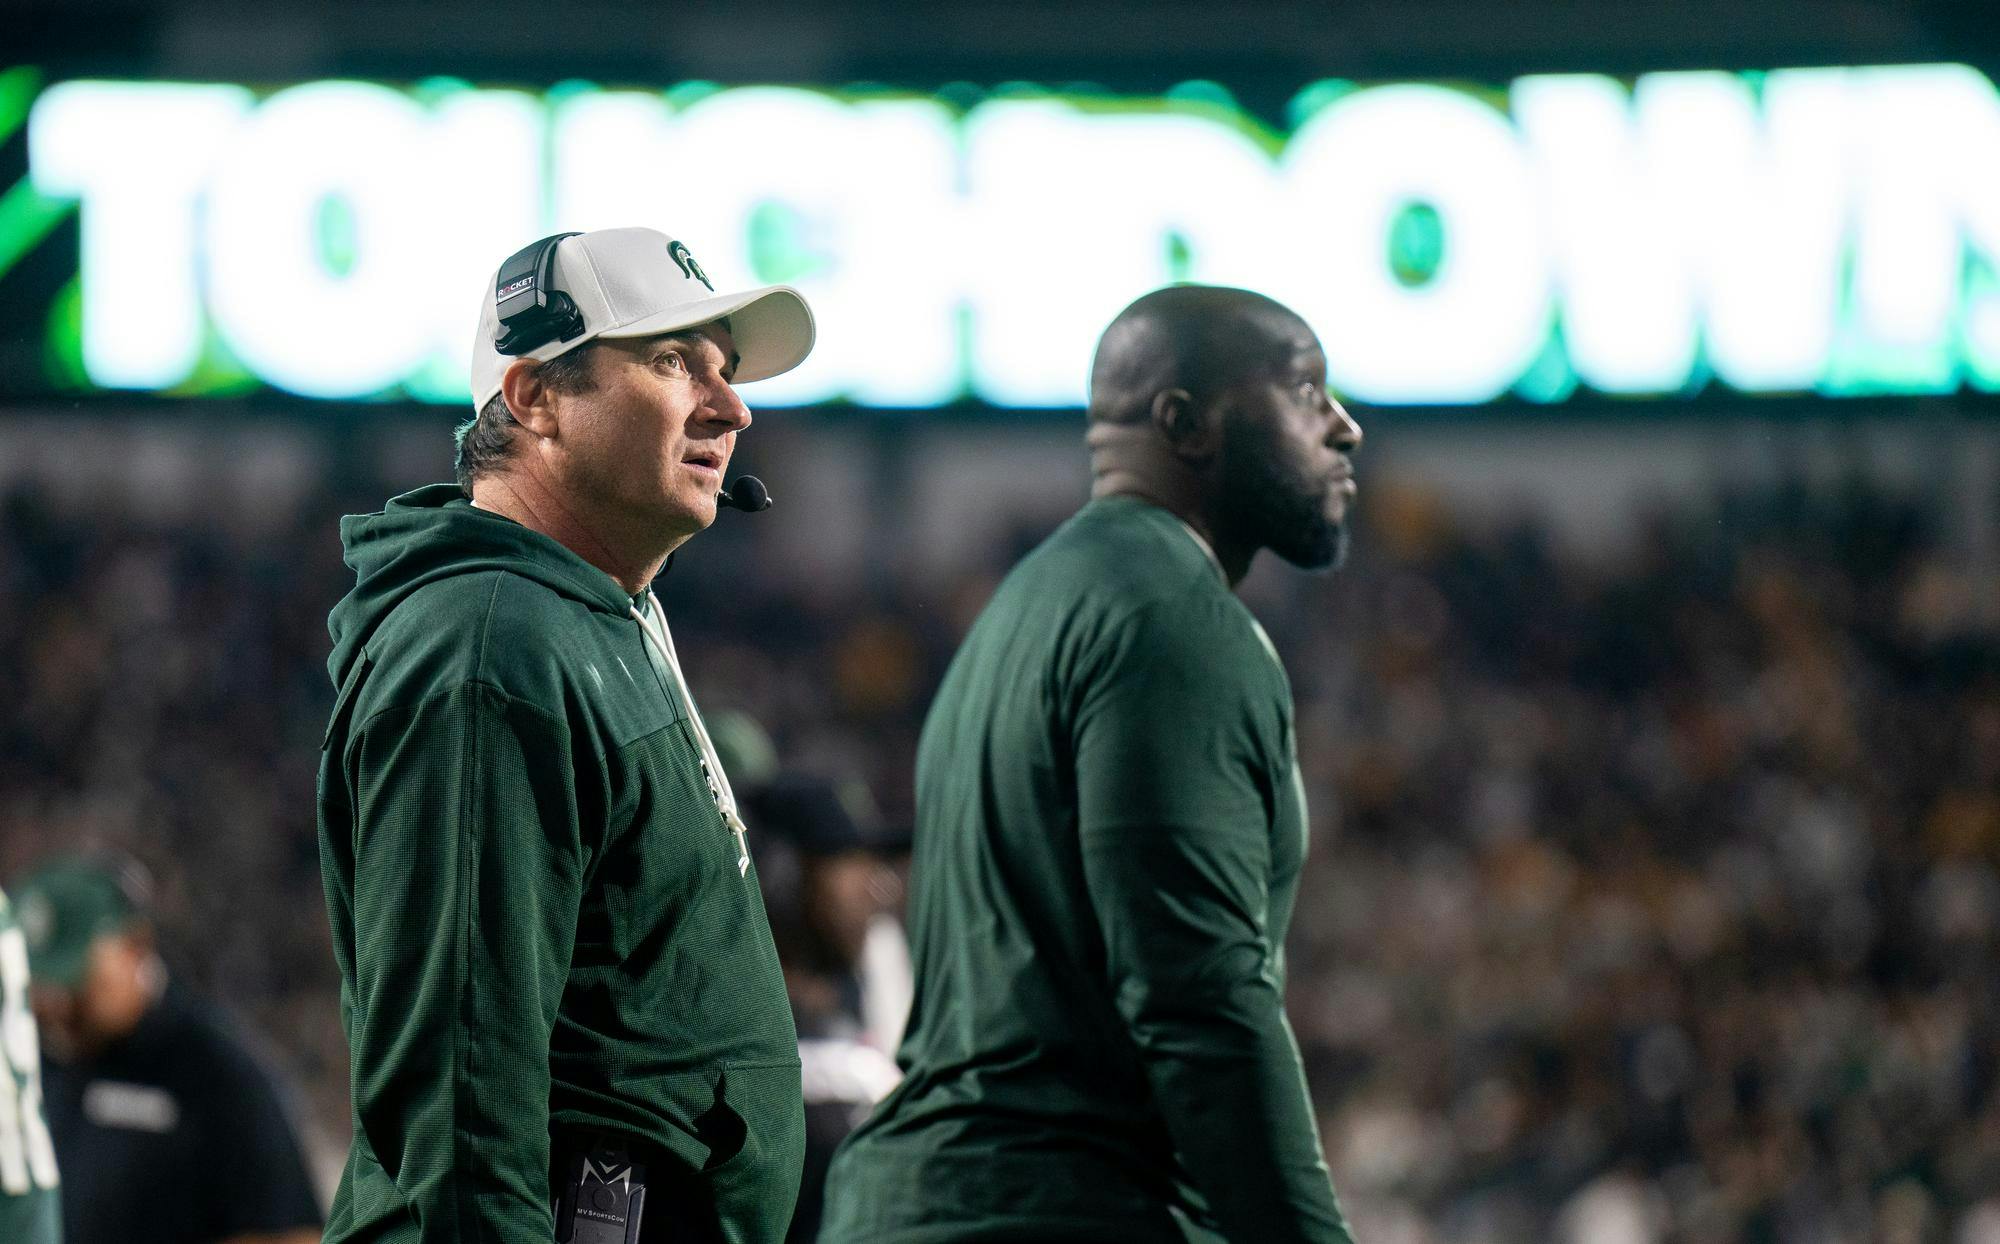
[16,854,321,1244]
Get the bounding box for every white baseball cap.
[469,226,815,411]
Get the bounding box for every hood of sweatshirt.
[327,483,636,690]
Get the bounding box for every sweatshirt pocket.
[700,1059,803,1170]
[702,1059,807,1239]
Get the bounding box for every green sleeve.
[347,682,584,1243]
[1074,599,1353,1244]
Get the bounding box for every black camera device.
[555,1136,647,1244]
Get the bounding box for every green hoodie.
[317,484,803,1244]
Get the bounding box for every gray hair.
[453,345,602,493]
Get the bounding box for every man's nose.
[708,381,752,432]
[1329,398,1362,452]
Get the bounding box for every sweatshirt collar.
[1171,515,1225,582]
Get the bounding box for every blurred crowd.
[1,460,1995,1243]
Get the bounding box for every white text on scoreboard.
[26,67,2000,406]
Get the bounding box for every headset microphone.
[718,476,772,513]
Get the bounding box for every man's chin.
[669,489,719,530]
[1271,520,1350,572]
[38,1028,86,1063]
[629,498,715,555]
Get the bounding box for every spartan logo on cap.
[668,240,714,292]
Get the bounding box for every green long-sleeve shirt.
[316,485,803,1244]
[821,495,1351,1244]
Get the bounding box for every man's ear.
[1150,388,1221,463]
[500,358,561,440]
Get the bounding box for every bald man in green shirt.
[822,286,1364,1243]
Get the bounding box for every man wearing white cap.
[317,227,815,1244]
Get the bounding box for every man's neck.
[1088,456,1252,588]
[471,469,681,595]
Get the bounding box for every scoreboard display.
[3,63,1999,411]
